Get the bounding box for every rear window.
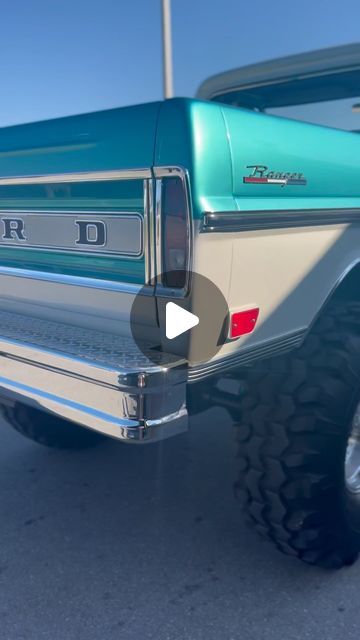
[267,97,360,131]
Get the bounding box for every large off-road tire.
[235,300,360,568]
[1,402,105,450]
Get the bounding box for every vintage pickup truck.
[1,43,360,569]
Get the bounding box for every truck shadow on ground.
[0,405,359,640]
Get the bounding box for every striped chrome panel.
[188,329,306,382]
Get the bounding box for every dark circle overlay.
[130,271,229,367]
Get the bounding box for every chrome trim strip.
[202,209,360,233]
[188,329,306,382]
[153,166,187,179]
[147,178,156,284]
[155,178,163,283]
[0,265,149,295]
[0,168,152,185]
[143,180,151,283]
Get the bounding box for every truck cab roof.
[196,43,360,111]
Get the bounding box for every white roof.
[196,43,360,107]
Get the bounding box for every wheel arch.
[308,259,360,334]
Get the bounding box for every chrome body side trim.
[188,329,306,382]
[0,168,152,185]
[202,209,360,233]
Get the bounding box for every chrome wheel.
[345,402,360,493]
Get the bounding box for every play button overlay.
[130,270,229,366]
[166,302,199,340]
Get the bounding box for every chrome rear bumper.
[0,311,187,443]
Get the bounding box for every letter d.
[75,220,106,246]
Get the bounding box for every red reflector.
[230,308,259,339]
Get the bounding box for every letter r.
[2,218,26,240]
[246,165,268,177]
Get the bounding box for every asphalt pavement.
[0,405,359,640]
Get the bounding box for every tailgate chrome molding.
[0,168,152,185]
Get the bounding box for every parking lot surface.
[0,406,359,639]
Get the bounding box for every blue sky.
[0,0,359,127]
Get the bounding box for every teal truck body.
[2,43,360,568]
[2,96,360,222]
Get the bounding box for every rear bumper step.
[0,311,187,443]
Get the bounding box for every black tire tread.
[235,300,360,568]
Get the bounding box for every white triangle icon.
[166,302,199,340]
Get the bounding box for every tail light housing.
[160,176,190,290]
